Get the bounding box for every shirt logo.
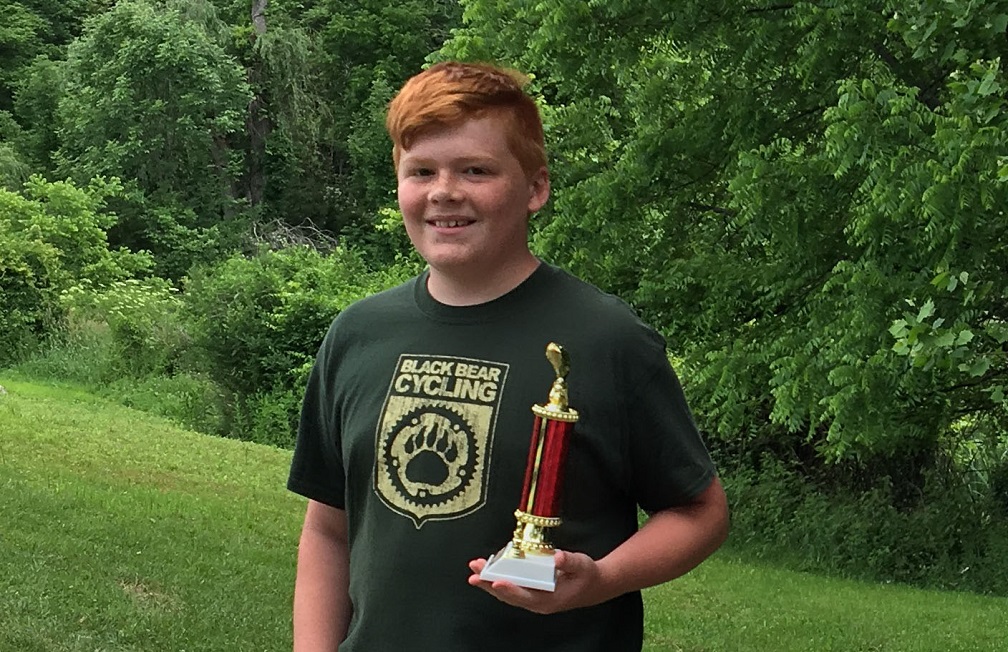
[374,354,508,527]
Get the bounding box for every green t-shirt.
[288,262,716,651]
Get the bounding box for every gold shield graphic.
[374,355,508,527]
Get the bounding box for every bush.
[723,456,1008,595]
[0,175,153,364]
[60,278,190,378]
[0,230,62,365]
[10,276,229,438]
[10,319,120,386]
[183,246,413,444]
[11,245,414,447]
[229,388,303,449]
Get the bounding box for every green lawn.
[2,377,1006,651]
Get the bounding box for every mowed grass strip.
[2,378,1007,651]
[0,379,303,651]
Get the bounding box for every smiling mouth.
[429,219,475,228]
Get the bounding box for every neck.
[426,254,540,306]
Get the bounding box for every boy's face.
[396,115,549,283]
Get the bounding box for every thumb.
[553,549,585,573]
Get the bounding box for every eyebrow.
[400,157,497,174]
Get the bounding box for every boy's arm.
[294,500,352,650]
[467,476,729,614]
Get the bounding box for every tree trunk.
[245,0,271,207]
[252,0,268,34]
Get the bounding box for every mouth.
[428,218,476,228]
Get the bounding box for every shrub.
[184,246,410,396]
[723,457,1008,595]
[0,175,153,364]
[9,319,120,386]
[229,388,303,449]
[0,228,61,365]
[60,278,189,378]
[183,245,415,445]
[13,176,153,286]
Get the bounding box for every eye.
[464,166,489,176]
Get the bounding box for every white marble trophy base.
[479,541,556,591]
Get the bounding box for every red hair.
[386,61,547,177]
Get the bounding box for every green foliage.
[183,245,415,442]
[12,275,189,384]
[57,0,250,195]
[10,243,416,445]
[0,175,152,364]
[4,0,457,275]
[55,0,252,271]
[230,388,303,449]
[12,319,130,388]
[0,1,48,112]
[61,278,188,376]
[107,194,246,280]
[340,205,426,270]
[108,372,228,436]
[11,54,64,175]
[0,215,60,364]
[11,276,230,436]
[239,19,328,204]
[185,247,348,397]
[0,0,100,188]
[13,176,152,284]
[280,0,461,237]
[724,456,1008,595]
[0,135,30,190]
[445,0,1008,467]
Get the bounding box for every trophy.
[480,342,578,591]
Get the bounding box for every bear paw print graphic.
[385,405,479,507]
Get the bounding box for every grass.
[2,376,1007,651]
[0,378,302,651]
[642,558,1007,651]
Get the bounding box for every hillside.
[1,378,1005,651]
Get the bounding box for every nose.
[429,172,462,203]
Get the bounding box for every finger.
[490,580,541,604]
[553,549,581,577]
[469,577,515,601]
[470,578,559,614]
[468,558,487,573]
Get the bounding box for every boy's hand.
[467,550,614,614]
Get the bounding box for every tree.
[194,0,461,264]
[54,0,252,276]
[9,55,63,176]
[279,0,462,243]
[0,0,104,145]
[442,0,1008,474]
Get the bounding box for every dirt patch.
[119,577,180,612]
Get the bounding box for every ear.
[526,166,550,214]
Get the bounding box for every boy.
[288,61,729,651]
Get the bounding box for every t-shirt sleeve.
[287,323,346,509]
[624,329,716,514]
